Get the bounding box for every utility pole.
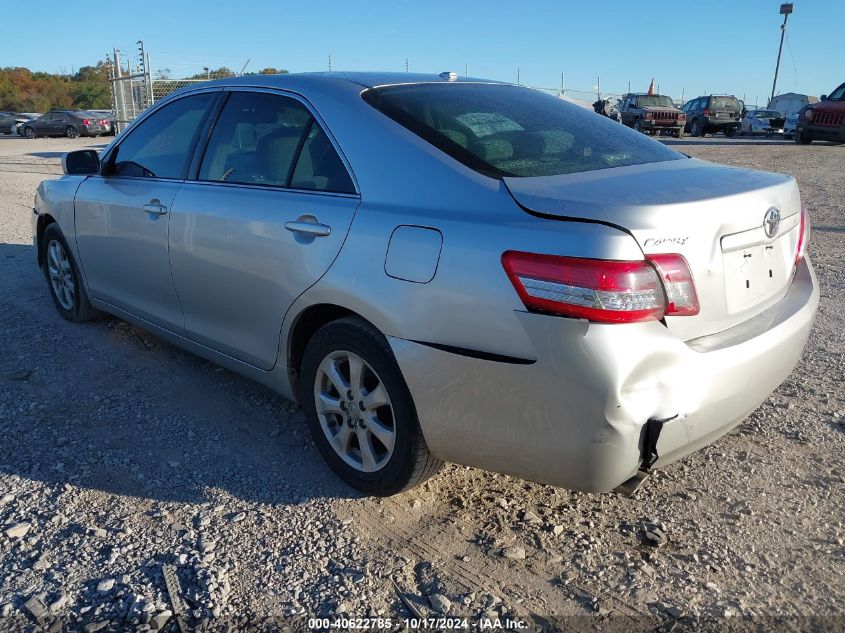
[465,61,468,77]
[770,3,794,104]
[596,76,601,101]
[328,53,332,72]
[517,67,520,85]
[560,72,565,94]
[405,57,409,72]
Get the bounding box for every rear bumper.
[704,118,740,129]
[798,122,845,142]
[390,258,818,492]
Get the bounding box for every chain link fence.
[110,69,206,133]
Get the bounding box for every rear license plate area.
[722,232,793,314]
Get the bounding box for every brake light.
[703,108,712,116]
[82,119,89,125]
[100,119,107,125]
[647,254,700,316]
[501,252,666,323]
[795,205,809,264]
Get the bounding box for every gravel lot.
[1,134,843,631]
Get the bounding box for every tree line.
[0,63,290,113]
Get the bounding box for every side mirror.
[820,94,828,101]
[62,149,100,175]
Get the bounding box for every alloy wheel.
[47,239,75,310]
[66,126,78,139]
[313,350,396,473]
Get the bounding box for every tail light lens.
[795,205,809,264]
[501,252,666,323]
[703,108,712,116]
[647,254,700,316]
[101,119,108,125]
[502,251,700,323]
[82,119,90,125]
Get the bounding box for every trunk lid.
[504,158,802,341]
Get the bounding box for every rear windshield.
[710,96,739,109]
[636,95,675,108]
[363,83,684,179]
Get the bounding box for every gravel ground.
[0,134,843,632]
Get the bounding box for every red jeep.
[795,81,845,144]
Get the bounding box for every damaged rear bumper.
[388,258,818,492]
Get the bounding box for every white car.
[742,109,785,136]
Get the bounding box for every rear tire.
[42,223,99,322]
[66,126,79,139]
[300,317,443,496]
[691,120,703,137]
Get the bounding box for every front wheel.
[42,224,99,322]
[66,126,79,139]
[300,317,443,495]
[634,120,645,133]
[795,129,812,145]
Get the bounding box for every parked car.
[21,110,107,139]
[619,93,685,137]
[33,73,818,495]
[795,81,845,144]
[682,95,742,137]
[89,110,117,135]
[741,109,786,136]
[0,112,37,135]
[783,104,814,139]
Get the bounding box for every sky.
[2,0,842,106]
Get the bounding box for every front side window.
[199,91,355,194]
[364,83,683,179]
[110,92,215,179]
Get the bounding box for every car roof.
[200,71,503,91]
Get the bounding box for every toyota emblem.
[763,207,781,238]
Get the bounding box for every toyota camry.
[32,72,818,495]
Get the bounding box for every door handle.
[285,220,331,237]
[142,202,168,215]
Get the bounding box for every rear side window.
[198,91,355,194]
[363,83,683,179]
[199,92,310,186]
[111,93,215,179]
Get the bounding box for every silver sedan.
[32,72,818,496]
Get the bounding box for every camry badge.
[763,207,781,238]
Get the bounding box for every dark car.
[682,95,742,137]
[0,112,37,135]
[795,81,845,144]
[619,94,685,137]
[21,110,108,139]
[89,110,117,136]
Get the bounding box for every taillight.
[101,119,107,125]
[703,108,712,116]
[795,205,809,264]
[82,119,89,125]
[501,251,666,323]
[647,254,700,316]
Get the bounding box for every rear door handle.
[285,220,331,237]
[142,202,168,215]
